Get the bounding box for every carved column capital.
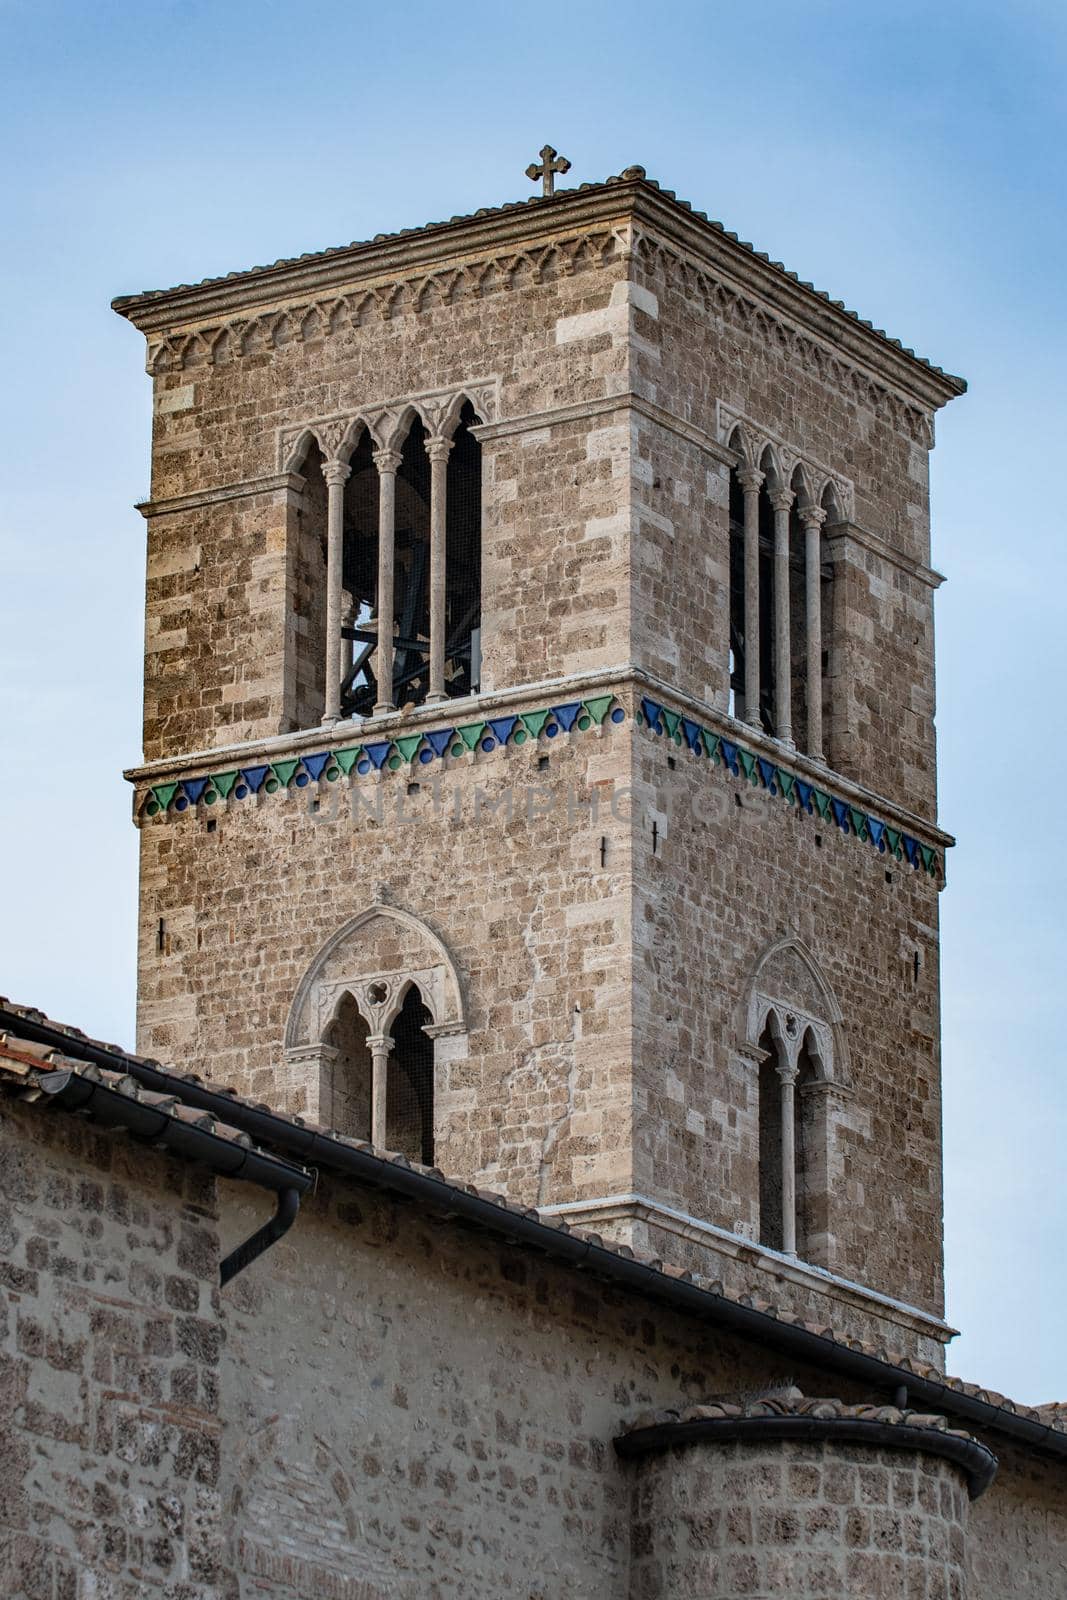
[323,458,351,489]
[426,434,454,465]
[800,504,827,529]
[367,1034,395,1057]
[373,447,403,476]
[770,488,794,514]
[737,467,764,494]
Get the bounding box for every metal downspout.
[220,1185,303,1286]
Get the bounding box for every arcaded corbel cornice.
[625,183,965,415]
[111,186,637,335]
[112,174,964,420]
[277,378,502,471]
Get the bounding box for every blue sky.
[2,0,1065,1402]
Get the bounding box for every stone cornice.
[615,1399,998,1500]
[123,664,952,855]
[539,1192,957,1345]
[137,471,306,519]
[826,520,945,590]
[472,391,735,465]
[113,187,628,333]
[112,175,964,417]
[627,184,964,414]
[632,667,953,849]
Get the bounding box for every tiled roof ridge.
[0,993,1056,1444]
[1,1029,257,1160]
[111,166,963,391]
[622,1392,975,1440]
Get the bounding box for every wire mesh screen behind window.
[386,986,435,1165]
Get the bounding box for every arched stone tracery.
[741,937,855,1268]
[284,903,468,1164]
[282,382,498,730]
[722,406,847,761]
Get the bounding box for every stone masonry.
[3,1026,1066,1598]
[5,159,1067,1600]
[0,1098,224,1599]
[115,167,962,1367]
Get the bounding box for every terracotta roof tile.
[620,1392,977,1440]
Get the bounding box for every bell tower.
[117,159,963,1366]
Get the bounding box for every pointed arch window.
[443,402,483,701]
[726,433,835,760]
[313,980,437,1161]
[325,398,483,722]
[323,994,373,1140]
[757,1025,786,1251]
[755,1003,840,1265]
[283,904,469,1164]
[744,939,850,1269]
[286,390,487,728]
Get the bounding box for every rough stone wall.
[628,1436,969,1598]
[218,1172,831,1600]
[3,1097,1066,1598]
[627,711,946,1324]
[629,232,940,817]
[141,233,635,763]
[0,1102,223,1600]
[967,1441,1067,1598]
[137,709,637,1208]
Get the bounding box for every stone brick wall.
[218,1171,836,1600]
[137,705,637,1207]
[627,707,946,1324]
[628,1435,969,1598]
[133,679,947,1356]
[967,1441,1067,1598]
[0,1101,223,1600]
[629,226,942,817]
[124,176,958,1369]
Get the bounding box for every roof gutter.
[616,1413,1000,1500]
[28,1063,312,1286]
[3,1005,1060,1465]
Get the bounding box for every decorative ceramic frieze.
[140,695,627,820]
[637,696,940,878]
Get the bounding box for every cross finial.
[525,144,571,198]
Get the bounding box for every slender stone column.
[426,434,453,703]
[373,447,402,716]
[778,1059,799,1257]
[770,488,795,746]
[369,1034,394,1149]
[803,506,827,761]
[738,467,764,727]
[322,459,351,724]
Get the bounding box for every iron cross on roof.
[525,144,571,197]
